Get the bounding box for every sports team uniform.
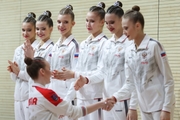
[48,35,79,120]
[34,39,54,62]
[29,83,87,120]
[69,33,107,120]
[102,34,137,120]
[10,40,39,120]
[113,35,175,120]
[18,39,54,85]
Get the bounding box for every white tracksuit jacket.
[102,34,137,109]
[29,83,87,120]
[34,39,54,62]
[74,33,107,100]
[10,40,39,101]
[113,34,175,113]
[18,39,54,85]
[48,35,79,98]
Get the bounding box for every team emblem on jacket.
[118,47,122,51]
[51,94,59,101]
[161,52,166,57]
[74,53,79,58]
[92,46,95,51]
[142,51,147,59]
[61,49,65,53]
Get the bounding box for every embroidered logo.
[118,47,122,51]
[74,53,79,58]
[51,94,59,101]
[92,46,95,50]
[49,53,52,57]
[61,49,65,53]
[29,97,38,106]
[161,52,166,57]
[142,51,147,59]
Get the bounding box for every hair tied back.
[114,1,119,7]
[97,2,103,8]
[66,4,73,10]
[43,11,50,17]
[27,12,35,18]
[114,1,123,7]
[132,5,140,12]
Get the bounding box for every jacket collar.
[37,39,53,49]
[133,34,150,50]
[110,34,127,43]
[32,82,46,88]
[31,39,39,48]
[57,34,74,46]
[85,32,105,43]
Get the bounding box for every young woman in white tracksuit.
[102,1,137,120]
[23,10,54,81]
[7,12,39,120]
[72,1,137,120]
[24,10,54,61]
[33,10,54,61]
[25,57,114,120]
[47,5,79,120]
[107,5,175,120]
[52,2,108,120]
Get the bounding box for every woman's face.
[105,13,122,35]
[86,12,104,37]
[122,17,137,40]
[57,14,75,37]
[36,21,52,42]
[22,22,36,42]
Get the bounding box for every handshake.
[101,97,117,111]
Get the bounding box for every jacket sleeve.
[129,88,138,110]
[154,43,174,112]
[10,49,18,82]
[74,40,106,84]
[44,44,54,63]
[64,82,76,102]
[70,42,79,71]
[113,54,135,101]
[17,69,30,81]
[10,72,17,82]
[43,92,87,119]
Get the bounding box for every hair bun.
[132,5,140,12]
[97,2,106,9]
[27,12,36,19]
[24,57,33,66]
[43,10,52,18]
[114,1,123,7]
[66,4,73,11]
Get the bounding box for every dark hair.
[89,2,106,20]
[23,12,36,26]
[59,4,75,21]
[37,10,53,27]
[24,57,46,80]
[107,1,124,18]
[123,5,144,29]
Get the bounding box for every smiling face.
[22,22,36,42]
[122,17,137,40]
[105,13,122,35]
[36,21,53,42]
[57,14,75,37]
[86,11,104,37]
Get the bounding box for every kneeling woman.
[25,57,114,120]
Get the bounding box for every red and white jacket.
[29,83,87,120]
